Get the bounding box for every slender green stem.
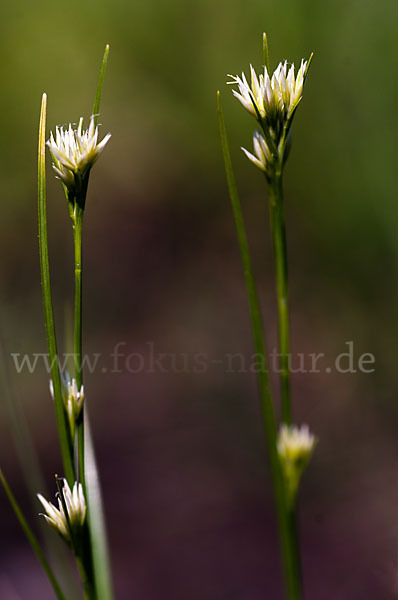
[0,469,67,600]
[73,201,99,598]
[287,504,303,599]
[76,553,96,600]
[73,209,83,391]
[71,206,98,600]
[269,173,291,425]
[73,206,85,488]
[68,45,114,600]
[38,93,75,485]
[217,92,302,599]
[217,91,277,455]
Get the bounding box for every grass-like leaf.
[78,46,114,600]
[263,32,270,73]
[38,93,75,485]
[0,336,47,500]
[76,44,111,486]
[93,44,110,125]
[217,90,303,598]
[85,412,114,600]
[0,469,67,600]
[216,91,277,441]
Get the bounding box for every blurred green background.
[0,0,397,598]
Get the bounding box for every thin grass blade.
[217,90,303,598]
[38,93,75,485]
[263,32,270,72]
[93,44,110,125]
[0,335,47,499]
[74,47,115,600]
[85,411,114,600]
[216,91,274,415]
[0,469,67,600]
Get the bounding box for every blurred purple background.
[0,0,397,598]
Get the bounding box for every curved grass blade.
[0,469,67,600]
[0,336,76,594]
[217,91,303,598]
[0,335,47,499]
[76,45,112,484]
[38,93,75,485]
[216,91,276,441]
[85,411,114,600]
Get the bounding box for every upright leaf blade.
[0,336,77,595]
[93,44,110,124]
[263,32,270,72]
[0,469,67,600]
[217,91,303,598]
[0,335,46,499]
[216,91,276,440]
[38,93,75,485]
[85,412,114,600]
[76,47,115,600]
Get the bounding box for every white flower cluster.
[277,424,317,505]
[241,131,272,175]
[228,57,309,173]
[49,377,85,438]
[277,424,316,461]
[47,116,111,191]
[38,480,86,542]
[228,61,307,124]
[65,379,85,438]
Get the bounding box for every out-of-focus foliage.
[0,0,396,598]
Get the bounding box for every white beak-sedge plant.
[227,34,312,427]
[0,46,113,600]
[217,34,316,600]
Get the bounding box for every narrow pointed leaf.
[263,32,270,72]
[73,47,115,600]
[304,52,314,80]
[0,336,46,499]
[0,469,67,600]
[93,44,110,125]
[217,90,303,597]
[85,411,114,600]
[216,91,275,434]
[38,93,75,485]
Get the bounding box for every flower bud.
[277,424,317,507]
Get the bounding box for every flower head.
[47,116,111,193]
[277,424,317,505]
[49,375,85,438]
[277,424,316,460]
[227,59,310,158]
[37,479,86,543]
[66,379,85,437]
[228,60,307,123]
[241,131,272,176]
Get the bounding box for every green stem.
[269,173,291,425]
[38,94,75,485]
[73,203,98,598]
[76,554,96,600]
[73,206,85,488]
[284,504,302,599]
[217,92,302,599]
